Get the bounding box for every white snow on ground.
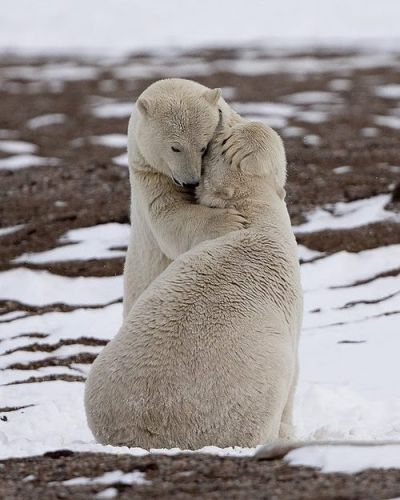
[231,99,342,129]
[0,268,122,306]
[15,223,130,264]
[360,127,379,138]
[1,64,98,81]
[285,444,400,473]
[88,134,127,148]
[113,153,129,167]
[374,115,400,130]
[375,84,400,99]
[0,224,24,237]
[0,234,399,464]
[60,470,151,486]
[294,194,399,233]
[283,91,342,104]
[328,79,352,91]
[1,0,400,53]
[297,245,324,263]
[1,8,400,469]
[0,140,37,154]
[91,102,133,119]
[333,165,352,174]
[0,155,60,171]
[303,134,322,147]
[26,113,66,129]
[301,244,400,291]
[0,304,122,346]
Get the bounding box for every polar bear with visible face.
[123,78,246,317]
[85,120,303,449]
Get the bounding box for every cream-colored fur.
[85,120,303,449]
[123,78,246,317]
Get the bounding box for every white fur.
[123,78,247,317]
[85,119,303,449]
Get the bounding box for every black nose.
[182,181,199,188]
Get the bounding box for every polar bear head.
[197,121,287,207]
[130,78,222,186]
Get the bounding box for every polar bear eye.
[171,146,181,153]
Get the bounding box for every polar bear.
[123,78,246,317]
[85,120,303,449]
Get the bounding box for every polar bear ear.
[203,88,221,106]
[136,97,152,116]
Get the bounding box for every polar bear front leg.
[143,173,248,259]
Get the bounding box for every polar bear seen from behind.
[85,120,303,449]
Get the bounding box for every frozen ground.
[1,0,400,53]
[0,43,399,489]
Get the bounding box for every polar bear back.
[85,224,302,449]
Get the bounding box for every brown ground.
[2,451,400,500]
[1,47,400,498]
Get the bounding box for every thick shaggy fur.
[85,121,303,449]
[123,78,247,317]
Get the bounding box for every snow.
[0,268,122,306]
[1,2,400,473]
[294,194,399,233]
[88,134,127,148]
[2,64,98,81]
[295,110,328,124]
[333,165,352,174]
[91,102,133,119]
[0,140,37,154]
[26,113,66,129]
[15,223,130,264]
[113,153,129,167]
[0,154,60,171]
[303,134,321,147]
[0,224,24,237]
[96,489,118,499]
[327,79,352,91]
[1,237,400,465]
[61,470,150,486]
[232,102,296,118]
[1,0,400,53]
[283,91,342,104]
[282,126,306,138]
[301,244,400,291]
[285,443,400,473]
[375,115,400,130]
[375,84,400,99]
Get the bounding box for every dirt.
[1,451,400,500]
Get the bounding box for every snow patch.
[0,268,122,306]
[375,115,400,130]
[27,114,66,129]
[91,102,133,119]
[285,443,400,473]
[61,470,150,486]
[375,84,400,99]
[0,224,25,237]
[0,155,60,170]
[283,91,342,104]
[0,140,37,154]
[15,223,130,264]
[295,194,399,233]
[113,153,129,167]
